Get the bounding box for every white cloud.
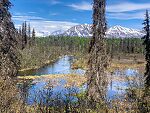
[50,0,61,5]
[107,2,150,13]
[68,2,92,11]
[68,1,150,13]
[13,15,79,37]
[67,1,149,20]
[50,13,59,16]
[107,12,145,20]
[13,15,45,21]
[28,12,37,14]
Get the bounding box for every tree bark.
[87,0,107,103]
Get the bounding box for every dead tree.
[87,0,108,103]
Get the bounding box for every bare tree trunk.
[87,0,107,103]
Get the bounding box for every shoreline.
[72,56,146,72]
[19,54,76,73]
[19,56,61,73]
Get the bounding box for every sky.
[10,0,150,36]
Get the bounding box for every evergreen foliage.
[0,0,23,112]
[142,10,150,87]
[0,0,20,78]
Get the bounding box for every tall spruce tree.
[28,23,31,38]
[0,0,22,112]
[27,23,31,46]
[21,21,28,48]
[31,28,35,45]
[0,0,20,78]
[24,21,27,45]
[142,10,150,87]
[140,10,150,113]
[87,0,107,103]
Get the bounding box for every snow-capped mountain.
[63,24,92,37]
[52,24,144,38]
[36,31,51,37]
[106,25,144,38]
[51,30,64,36]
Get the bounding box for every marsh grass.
[72,54,145,73]
[18,74,87,87]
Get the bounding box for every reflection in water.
[23,79,82,105]
[107,81,128,99]
[19,56,140,104]
[107,68,141,99]
[19,56,86,76]
[113,69,138,77]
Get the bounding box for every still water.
[19,56,85,76]
[19,56,140,104]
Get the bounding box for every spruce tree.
[31,28,35,45]
[21,21,28,48]
[27,23,31,46]
[28,23,31,38]
[0,0,20,78]
[140,10,150,113]
[0,0,22,112]
[87,0,107,104]
[142,10,150,87]
[24,21,27,45]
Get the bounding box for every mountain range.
[46,24,145,38]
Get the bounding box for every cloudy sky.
[10,0,150,36]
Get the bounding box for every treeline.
[42,36,145,54]
[18,21,36,49]
[41,36,89,53]
[106,38,144,55]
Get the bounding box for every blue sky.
[10,0,150,36]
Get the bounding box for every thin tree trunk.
[87,0,108,103]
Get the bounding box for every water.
[114,69,138,77]
[19,56,140,104]
[19,56,86,76]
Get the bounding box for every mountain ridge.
[51,24,144,38]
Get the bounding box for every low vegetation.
[0,0,150,112]
[18,74,87,87]
[19,37,145,71]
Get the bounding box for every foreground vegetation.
[16,36,150,112]
[1,34,149,112]
[0,0,150,112]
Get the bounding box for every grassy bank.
[19,45,63,71]
[19,36,88,71]
[72,53,145,72]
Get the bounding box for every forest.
[0,0,150,113]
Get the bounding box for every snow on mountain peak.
[63,24,92,37]
[51,30,64,36]
[52,24,144,38]
[107,25,144,38]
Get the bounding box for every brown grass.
[72,54,145,73]
[18,74,87,87]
